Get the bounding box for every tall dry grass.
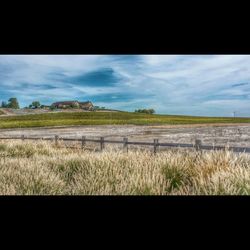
[0,139,250,195]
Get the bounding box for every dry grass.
[0,139,250,195]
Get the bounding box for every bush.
[50,106,56,111]
[135,109,155,114]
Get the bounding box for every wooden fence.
[0,135,250,154]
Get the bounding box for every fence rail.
[0,135,250,153]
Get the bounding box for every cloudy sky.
[0,55,250,116]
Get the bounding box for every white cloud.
[1,55,250,116]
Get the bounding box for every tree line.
[134,109,155,114]
[0,98,103,110]
[1,98,45,109]
[1,98,20,109]
[1,97,156,114]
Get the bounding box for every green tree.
[8,98,20,109]
[31,101,41,109]
[148,109,155,114]
[1,101,7,108]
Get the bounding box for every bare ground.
[1,123,250,148]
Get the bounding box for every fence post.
[55,135,59,146]
[154,139,159,154]
[195,139,202,151]
[21,135,25,141]
[123,137,128,152]
[82,136,86,149]
[100,137,104,151]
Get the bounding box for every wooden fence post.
[195,139,202,151]
[123,137,128,152]
[100,137,104,151]
[21,135,25,141]
[154,139,159,154]
[55,135,59,146]
[82,136,86,149]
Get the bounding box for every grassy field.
[0,111,250,129]
[0,140,250,195]
[0,110,4,115]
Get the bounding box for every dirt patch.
[0,124,250,148]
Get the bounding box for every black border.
[1,196,250,225]
[1,21,250,55]
[1,22,250,234]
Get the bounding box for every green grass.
[0,111,250,129]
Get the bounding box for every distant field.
[0,111,250,129]
[0,110,4,115]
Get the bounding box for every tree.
[31,101,41,109]
[1,101,7,108]
[148,109,155,114]
[8,98,20,109]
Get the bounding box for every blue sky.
[0,55,250,116]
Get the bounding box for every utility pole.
[233,111,236,118]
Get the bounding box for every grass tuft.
[0,140,250,195]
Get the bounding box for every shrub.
[135,109,155,114]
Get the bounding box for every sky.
[0,55,250,117]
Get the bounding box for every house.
[51,101,79,109]
[51,101,94,110]
[79,101,94,110]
